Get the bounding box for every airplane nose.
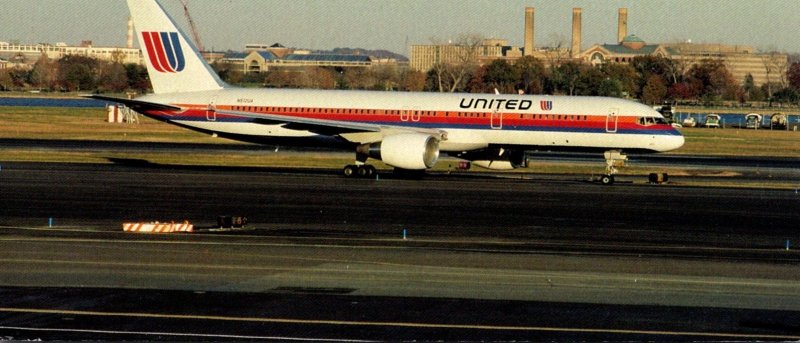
[672,134,685,150]
[665,131,685,151]
[654,130,685,152]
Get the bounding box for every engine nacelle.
[357,133,440,170]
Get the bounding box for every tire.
[364,165,377,178]
[343,165,357,178]
[600,174,615,185]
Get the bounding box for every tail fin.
[127,0,225,94]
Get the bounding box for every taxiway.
[0,161,799,340]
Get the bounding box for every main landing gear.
[342,164,377,179]
[343,149,379,178]
[600,150,627,185]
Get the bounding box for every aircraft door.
[206,96,217,121]
[491,110,503,129]
[605,108,618,133]
[400,107,420,122]
[411,109,421,122]
[400,107,410,122]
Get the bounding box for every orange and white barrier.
[107,105,123,123]
[123,222,193,233]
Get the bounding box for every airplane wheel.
[364,165,377,178]
[600,174,615,185]
[343,165,358,178]
[357,165,372,178]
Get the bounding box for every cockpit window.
[638,116,668,126]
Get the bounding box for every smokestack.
[618,8,628,44]
[571,8,582,58]
[126,17,134,49]
[524,7,534,56]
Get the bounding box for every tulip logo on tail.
[142,32,185,73]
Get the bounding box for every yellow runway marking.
[1,307,798,340]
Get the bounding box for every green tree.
[630,55,675,98]
[741,73,764,102]
[575,67,605,96]
[599,63,637,97]
[58,55,98,91]
[641,75,667,104]
[550,60,586,95]
[125,63,151,92]
[773,87,800,103]
[685,59,737,102]
[513,56,546,94]
[7,67,30,88]
[97,62,129,92]
[483,59,518,94]
[29,54,58,91]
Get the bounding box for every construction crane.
[178,0,205,52]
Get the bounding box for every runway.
[1,161,799,340]
[4,138,800,172]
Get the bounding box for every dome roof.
[622,34,645,43]
[621,34,646,50]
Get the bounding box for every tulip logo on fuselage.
[141,31,185,73]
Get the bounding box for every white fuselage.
[138,88,685,154]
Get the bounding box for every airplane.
[91,0,684,185]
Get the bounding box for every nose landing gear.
[599,150,627,185]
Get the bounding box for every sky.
[1,0,799,57]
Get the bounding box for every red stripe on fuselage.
[163,104,674,133]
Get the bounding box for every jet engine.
[357,133,440,170]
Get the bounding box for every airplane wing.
[218,108,382,135]
[221,109,447,140]
[88,95,446,141]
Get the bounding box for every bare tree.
[664,56,687,85]
[428,33,483,92]
[760,49,789,98]
[400,70,426,91]
[543,33,569,68]
[0,70,13,91]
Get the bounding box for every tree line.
[3,52,800,106]
[213,55,800,106]
[0,54,149,93]
[428,55,800,105]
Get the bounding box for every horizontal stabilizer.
[85,95,182,112]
